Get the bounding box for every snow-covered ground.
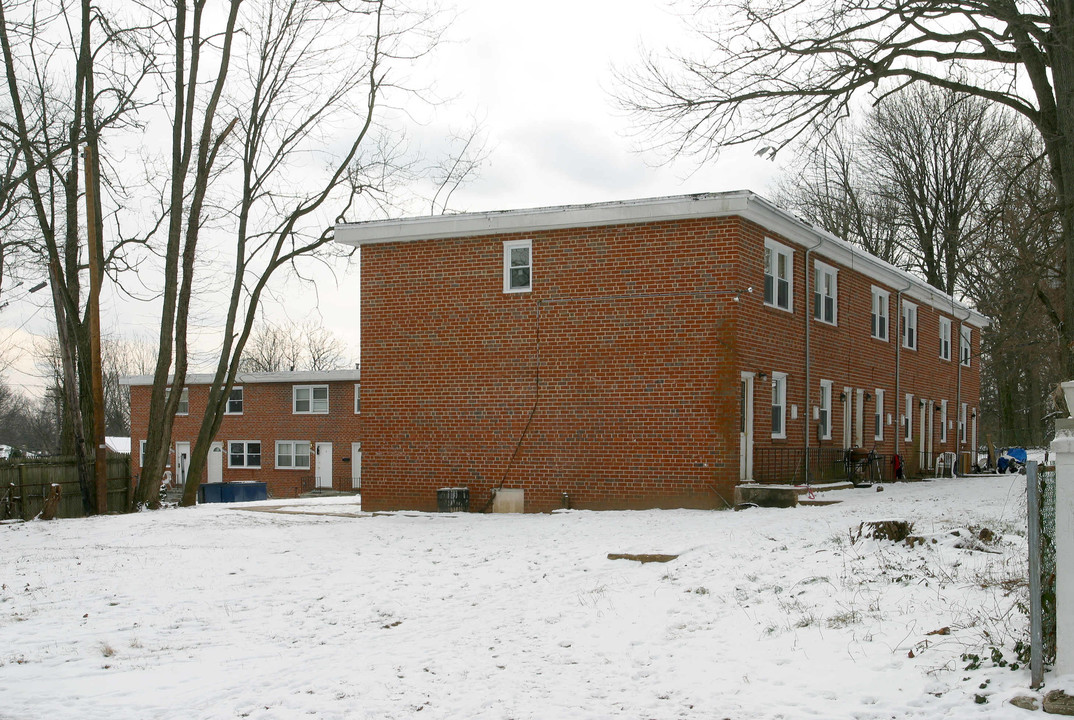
[0,475,1055,719]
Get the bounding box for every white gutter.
[121,369,362,387]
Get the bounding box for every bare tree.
[619,0,1074,373]
[126,0,446,508]
[0,0,152,512]
[778,86,1021,297]
[776,126,903,267]
[239,320,350,373]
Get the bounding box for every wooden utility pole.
[84,144,108,514]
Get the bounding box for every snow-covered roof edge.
[120,368,361,387]
[334,190,989,328]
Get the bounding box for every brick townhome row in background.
[124,370,362,498]
[336,191,988,513]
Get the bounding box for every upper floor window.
[939,317,952,361]
[813,261,837,325]
[771,372,787,439]
[354,383,361,414]
[901,301,918,350]
[293,385,328,414]
[503,239,532,293]
[764,239,793,312]
[960,326,971,366]
[170,387,189,416]
[226,386,243,414]
[871,287,889,341]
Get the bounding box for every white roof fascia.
[742,195,990,328]
[335,192,754,246]
[335,190,988,328]
[121,369,362,387]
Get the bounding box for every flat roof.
[335,190,988,327]
[121,369,361,387]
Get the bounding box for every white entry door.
[351,442,362,490]
[739,373,754,482]
[316,442,333,489]
[174,442,190,486]
[208,442,223,483]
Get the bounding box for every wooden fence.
[0,455,131,520]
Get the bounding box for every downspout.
[894,281,913,467]
[955,305,971,472]
[803,238,823,484]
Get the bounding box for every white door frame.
[315,442,333,489]
[854,389,865,448]
[174,442,190,486]
[971,411,978,470]
[921,400,934,469]
[842,386,853,448]
[739,372,754,482]
[208,441,223,483]
[351,442,362,490]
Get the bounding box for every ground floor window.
[276,441,311,469]
[228,441,261,468]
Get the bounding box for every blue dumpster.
[199,483,225,503]
[199,482,267,503]
[229,481,267,502]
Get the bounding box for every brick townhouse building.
[335,191,987,512]
[125,369,362,498]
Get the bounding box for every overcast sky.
[1,0,785,394]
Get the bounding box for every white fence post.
[1052,403,1074,676]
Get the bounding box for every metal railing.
[752,447,895,484]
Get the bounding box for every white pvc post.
[1052,406,1074,676]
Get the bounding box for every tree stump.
[858,520,913,543]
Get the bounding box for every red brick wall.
[129,380,363,498]
[735,219,981,478]
[362,218,743,512]
[360,215,982,512]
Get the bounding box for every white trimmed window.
[813,261,837,324]
[901,301,918,350]
[293,385,328,414]
[276,441,311,470]
[940,400,948,443]
[871,287,889,341]
[226,387,243,414]
[960,403,968,443]
[818,380,832,440]
[503,239,532,293]
[170,387,189,415]
[904,394,913,442]
[939,317,952,361]
[771,372,787,439]
[354,383,361,414]
[960,326,971,366]
[874,389,885,441]
[228,441,261,468]
[138,440,170,467]
[764,239,793,312]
